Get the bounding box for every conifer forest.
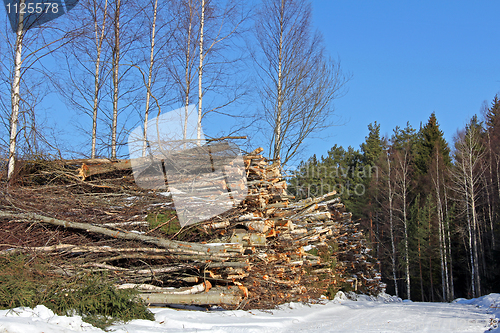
[289,100,500,301]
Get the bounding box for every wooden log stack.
[2,146,385,309]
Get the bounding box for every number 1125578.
[6,2,59,14]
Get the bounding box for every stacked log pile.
[0,147,384,309]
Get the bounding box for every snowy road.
[0,293,498,333]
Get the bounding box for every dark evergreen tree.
[361,122,384,167]
[482,96,500,293]
[414,113,451,177]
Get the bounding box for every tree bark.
[91,0,109,159]
[7,0,26,181]
[111,0,121,158]
[0,211,242,256]
[197,0,205,144]
[142,0,158,157]
[137,286,244,305]
[386,151,398,297]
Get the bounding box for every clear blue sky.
[4,1,499,161]
[306,0,500,160]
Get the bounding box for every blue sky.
[3,1,500,162]
[306,0,500,159]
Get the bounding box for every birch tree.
[168,0,199,142]
[391,124,416,300]
[105,0,143,158]
[386,149,398,297]
[54,0,111,159]
[7,0,25,180]
[141,0,159,156]
[167,0,248,145]
[110,0,121,159]
[451,118,485,297]
[3,0,76,179]
[254,0,347,165]
[91,0,109,158]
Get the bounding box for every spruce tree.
[414,113,451,177]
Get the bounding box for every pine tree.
[359,123,385,256]
[361,122,384,167]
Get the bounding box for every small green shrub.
[147,211,180,235]
[306,248,319,256]
[326,284,339,299]
[0,254,154,329]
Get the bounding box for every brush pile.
[0,147,384,309]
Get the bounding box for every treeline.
[289,97,500,301]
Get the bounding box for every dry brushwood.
[0,146,384,309]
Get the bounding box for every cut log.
[138,286,244,306]
[0,211,242,256]
[118,281,212,295]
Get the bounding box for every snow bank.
[1,293,498,333]
[0,305,104,332]
[454,293,500,332]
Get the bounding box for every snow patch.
[1,294,499,332]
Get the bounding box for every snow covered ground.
[0,292,498,333]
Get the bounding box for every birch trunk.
[183,2,194,143]
[470,165,481,297]
[386,151,398,297]
[396,149,410,300]
[91,0,109,159]
[402,170,410,300]
[463,156,476,297]
[272,0,284,162]
[111,0,121,159]
[142,0,158,157]
[0,211,242,256]
[197,0,204,145]
[443,186,454,300]
[433,149,448,301]
[7,0,25,181]
[466,132,481,297]
[486,132,495,248]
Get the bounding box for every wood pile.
[0,147,384,309]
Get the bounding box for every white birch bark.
[183,1,195,143]
[433,149,449,301]
[452,124,485,298]
[399,153,410,300]
[111,0,121,159]
[197,0,204,145]
[7,0,26,181]
[142,0,158,156]
[463,156,476,297]
[386,150,398,297]
[273,0,284,163]
[91,0,109,159]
